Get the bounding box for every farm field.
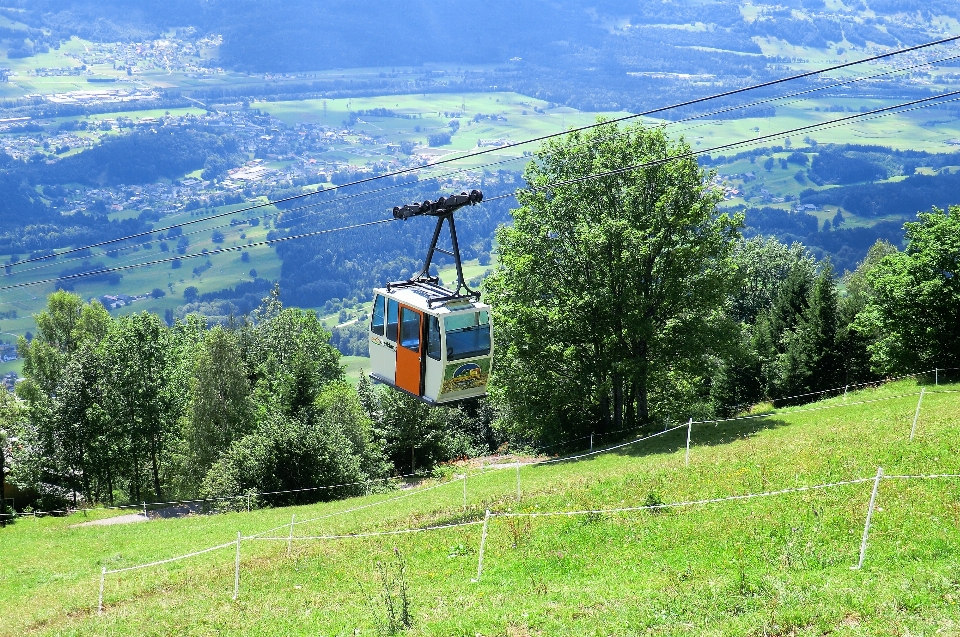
[3,376,960,635]
[0,200,284,327]
[3,82,958,349]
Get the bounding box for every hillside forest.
[2,122,959,514]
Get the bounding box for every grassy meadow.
[3,376,960,635]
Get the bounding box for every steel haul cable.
[16,47,959,283]
[7,83,958,293]
[9,34,960,270]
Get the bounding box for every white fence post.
[910,388,925,442]
[685,418,693,467]
[590,433,593,450]
[844,384,849,399]
[233,531,241,600]
[474,510,491,582]
[246,493,251,513]
[142,502,147,519]
[287,514,296,557]
[98,566,106,615]
[853,467,883,570]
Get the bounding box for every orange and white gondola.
[368,190,493,404]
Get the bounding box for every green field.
[341,355,369,385]
[0,200,284,341]
[3,377,960,635]
[256,93,627,175]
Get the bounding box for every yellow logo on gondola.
[440,361,490,394]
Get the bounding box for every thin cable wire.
[4,467,444,518]
[882,473,960,480]
[12,34,959,269]
[10,87,960,292]
[13,46,960,285]
[494,477,875,518]
[0,218,397,292]
[245,519,484,542]
[247,474,463,538]
[482,89,960,205]
[14,48,954,284]
[2,151,530,281]
[105,540,237,574]
[661,50,960,138]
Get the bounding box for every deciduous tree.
[486,121,741,442]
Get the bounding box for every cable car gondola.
[369,190,492,405]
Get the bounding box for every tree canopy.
[486,121,741,443]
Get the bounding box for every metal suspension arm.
[387,190,483,305]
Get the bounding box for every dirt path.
[71,513,148,527]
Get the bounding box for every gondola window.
[445,311,491,360]
[371,295,385,336]
[386,298,399,342]
[427,315,442,360]
[400,308,421,351]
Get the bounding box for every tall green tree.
[856,206,960,374]
[104,312,176,502]
[0,390,25,525]
[711,238,815,412]
[181,326,254,489]
[243,286,343,417]
[778,263,843,400]
[838,240,898,384]
[201,383,386,508]
[753,260,815,398]
[15,292,113,506]
[485,121,741,442]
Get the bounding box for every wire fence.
[91,382,960,613]
[530,367,959,454]
[0,466,444,520]
[6,365,955,522]
[94,468,960,612]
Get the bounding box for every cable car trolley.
[369,190,492,404]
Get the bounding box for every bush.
[184,286,199,301]
[211,229,225,243]
[428,132,451,147]
[150,288,166,299]
[200,384,387,508]
[241,251,250,262]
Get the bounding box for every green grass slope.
[3,378,960,636]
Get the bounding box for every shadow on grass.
[545,415,793,466]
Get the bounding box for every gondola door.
[396,305,424,396]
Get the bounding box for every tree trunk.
[150,435,162,502]
[625,381,637,429]
[612,372,624,432]
[106,461,114,506]
[132,447,141,503]
[637,382,649,425]
[598,383,610,435]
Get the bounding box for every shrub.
[428,132,451,147]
